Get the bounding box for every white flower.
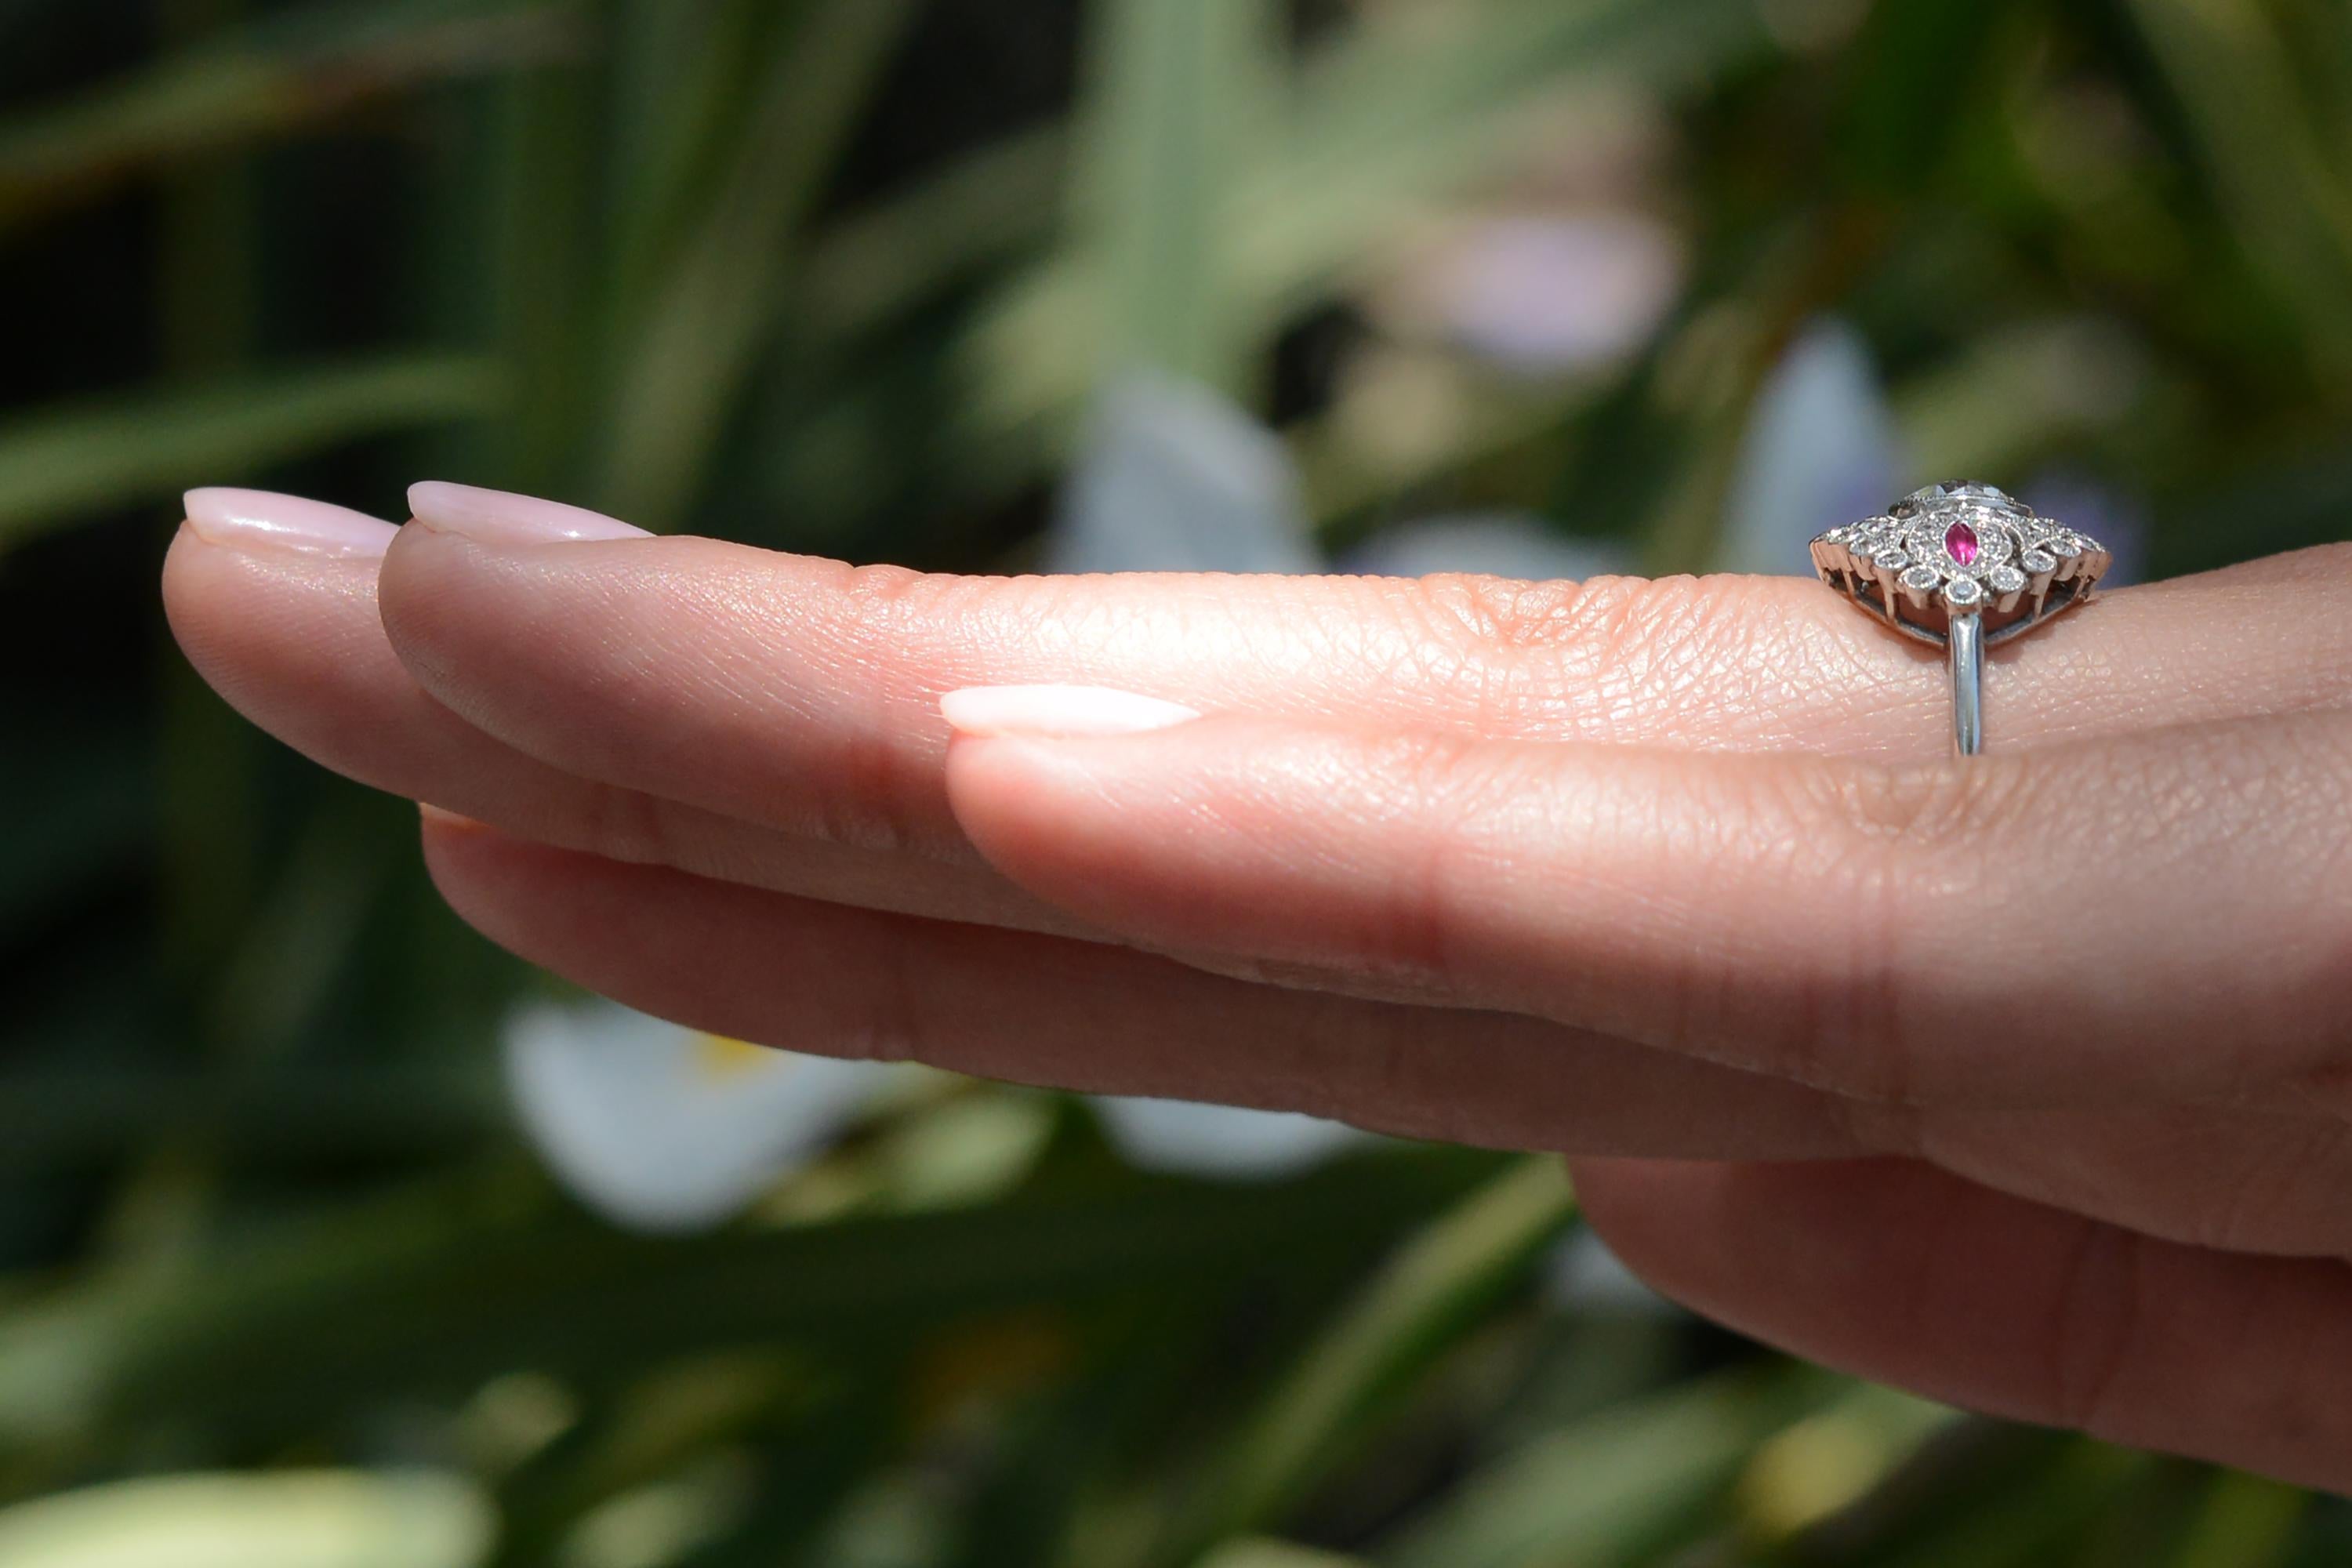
[1339,513,1635,582]
[1722,318,1904,575]
[1382,210,1685,374]
[2018,469,2145,587]
[1544,1228,1683,1319]
[503,1000,901,1234]
[1046,376,1599,1178]
[1093,1096,1366,1181]
[1048,373,1320,575]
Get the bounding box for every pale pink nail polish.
[183,488,397,559]
[940,685,1202,739]
[407,481,652,545]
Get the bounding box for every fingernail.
[407,481,651,545]
[941,684,1202,739]
[183,488,397,559]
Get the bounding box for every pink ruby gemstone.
[1944,521,1980,566]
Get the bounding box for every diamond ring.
[1809,483,2111,757]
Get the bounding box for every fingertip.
[419,801,491,840]
[940,684,1202,739]
[407,480,652,544]
[418,805,546,885]
[1562,1156,1720,1254]
[937,689,1208,855]
[180,487,399,558]
[938,729,1063,868]
[160,517,208,608]
[416,809,564,943]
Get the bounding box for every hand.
[164,482,2352,1493]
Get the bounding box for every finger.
[939,702,2352,1105]
[1889,1098,2352,1258]
[1568,1156,2352,1494]
[374,485,2352,863]
[417,812,1875,1160]
[162,499,1072,933]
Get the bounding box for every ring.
[1809,483,2111,757]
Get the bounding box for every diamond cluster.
[1810,483,2107,629]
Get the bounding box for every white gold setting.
[1809,483,2111,757]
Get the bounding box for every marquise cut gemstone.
[1945,521,1980,566]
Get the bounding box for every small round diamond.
[1944,575,1984,608]
[1988,563,2027,593]
[1844,517,1895,548]
[1900,564,1940,592]
[1873,547,1911,571]
[2020,548,2056,574]
[2047,535,2082,559]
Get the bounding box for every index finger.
[373,488,2352,867]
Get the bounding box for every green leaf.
[2169,1471,2309,1568]
[1200,1544,1367,1568]
[1853,1439,2157,1568]
[0,356,502,554]
[1734,1382,1961,1544]
[0,1152,1498,1456]
[1072,0,1287,394]
[955,0,1768,450]
[1189,1157,1577,1548]
[592,0,924,526]
[0,0,577,232]
[1375,1374,1822,1568]
[2120,0,2352,371]
[1893,318,2153,481]
[0,1470,489,1568]
[0,719,144,948]
[797,127,1071,346]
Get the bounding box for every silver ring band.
[1948,611,1983,757]
[1809,483,2110,756]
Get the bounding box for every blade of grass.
[1201,1544,1367,1568]
[598,0,780,336]
[1375,1374,1827,1568]
[0,1470,490,1568]
[2120,0,2352,372]
[955,0,1766,451]
[0,1065,503,1173]
[1072,0,1287,396]
[0,1152,1499,1456]
[742,0,1769,543]
[1734,1383,1962,1545]
[593,0,922,526]
[797,126,1070,347]
[1177,1157,1577,1555]
[1844,1438,2155,1568]
[0,0,579,232]
[0,355,502,554]
[2166,1471,2308,1568]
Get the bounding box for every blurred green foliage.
[5,0,2352,1563]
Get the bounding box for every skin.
[162,489,2352,1494]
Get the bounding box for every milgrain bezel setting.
[1809,482,2111,648]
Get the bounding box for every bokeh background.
[7,0,2352,1562]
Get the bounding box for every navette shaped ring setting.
[1809,483,2111,757]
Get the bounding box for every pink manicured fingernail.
[183,488,397,559]
[941,684,1202,739]
[407,481,651,544]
